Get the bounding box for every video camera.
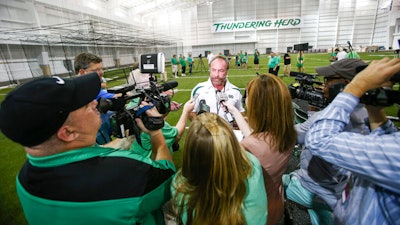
[98,80,178,138]
[288,69,400,109]
[329,66,400,107]
[288,72,326,109]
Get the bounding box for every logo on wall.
[212,18,302,33]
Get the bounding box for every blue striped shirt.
[306,92,400,225]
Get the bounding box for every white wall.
[0,0,399,83]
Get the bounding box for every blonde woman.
[224,74,297,225]
[171,112,267,225]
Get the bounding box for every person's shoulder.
[244,151,262,168]
[225,81,242,93]
[191,81,209,94]
[192,80,209,88]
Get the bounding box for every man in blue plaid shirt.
[306,57,400,225]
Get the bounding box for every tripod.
[195,57,207,72]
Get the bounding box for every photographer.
[0,74,175,225]
[283,59,370,225]
[306,57,400,225]
[74,52,123,145]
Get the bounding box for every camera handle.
[134,104,165,147]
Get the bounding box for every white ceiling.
[109,0,215,17]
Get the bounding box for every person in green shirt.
[296,50,305,72]
[171,112,268,225]
[346,50,360,59]
[330,48,339,64]
[171,54,179,78]
[0,73,175,225]
[242,51,249,70]
[274,52,281,76]
[180,55,187,77]
[268,52,277,75]
[254,49,260,71]
[187,53,193,75]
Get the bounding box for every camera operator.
[305,57,400,225]
[283,59,370,225]
[74,52,124,145]
[0,74,175,225]
[189,55,245,122]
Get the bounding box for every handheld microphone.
[347,41,353,50]
[216,91,235,123]
[197,99,210,115]
[218,92,229,103]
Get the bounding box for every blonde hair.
[246,74,297,152]
[173,113,251,225]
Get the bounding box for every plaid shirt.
[306,92,400,225]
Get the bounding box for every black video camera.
[327,71,400,107]
[289,69,400,109]
[288,72,327,109]
[98,80,178,138]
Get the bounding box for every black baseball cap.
[0,72,100,147]
[316,58,368,80]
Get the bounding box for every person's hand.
[222,101,239,114]
[135,101,162,134]
[170,101,182,111]
[182,99,195,114]
[162,89,174,97]
[344,58,400,98]
[113,93,123,98]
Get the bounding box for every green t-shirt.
[268,56,277,68]
[130,121,178,158]
[17,146,175,225]
[180,58,187,67]
[171,57,178,65]
[187,57,193,65]
[171,152,267,225]
[346,51,359,59]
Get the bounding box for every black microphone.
[347,41,353,50]
[159,81,178,92]
[197,99,210,115]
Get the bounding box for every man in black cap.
[306,57,400,225]
[283,58,369,225]
[0,74,175,225]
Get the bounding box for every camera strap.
[134,105,154,118]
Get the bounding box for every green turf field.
[0,51,398,224]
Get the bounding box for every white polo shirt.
[191,78,244,121]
